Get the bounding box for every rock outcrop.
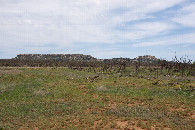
[134,55,158,63]
[14,54,97,61]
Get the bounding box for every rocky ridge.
[14,54,158,63]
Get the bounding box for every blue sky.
[0,0,195,61]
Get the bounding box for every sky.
[0,0,195,61]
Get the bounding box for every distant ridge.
[13,54,158,63]
[14,54,97,61]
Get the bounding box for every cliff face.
[14,54,97,61]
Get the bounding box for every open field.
[0,67,194,129]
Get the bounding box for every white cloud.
[173,12,195,27]
[172,3,195,27]
[123,22,175,40]
[133,33,195,47]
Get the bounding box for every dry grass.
[0,68,22,76]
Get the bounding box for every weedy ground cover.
[0,67,194,129]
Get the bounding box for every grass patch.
[0,67,194,129]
